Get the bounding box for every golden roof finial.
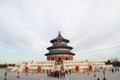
[58,31,61,34]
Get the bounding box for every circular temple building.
[7,32,113,73]
[45,32,75,61]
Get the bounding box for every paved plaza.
[0,69,120,80]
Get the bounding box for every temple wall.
[47,55,73,61]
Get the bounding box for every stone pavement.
[0,69,120,80]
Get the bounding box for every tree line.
[0,63,15,68]
[105,57,120,67]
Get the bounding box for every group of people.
[47,69,72,78]
[112,67,119,73]
[65,69,71,75]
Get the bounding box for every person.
[54,71,59,78]
[115,68,117,72]
[59,70,62,77]
[51,71,55,77]
[97,78,100,80]
[118,68,119,72]
[62,71,65,77]
[57,71,59,78]
[65,70,68,75]
[54,71,57,77]
[112,68,114,73]
[103,70,105,75]
[47,70,51,76]
[69,69,71,74]
[47,70,49,76]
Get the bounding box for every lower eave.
[45,53,75,56]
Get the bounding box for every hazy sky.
[0,0,120,63]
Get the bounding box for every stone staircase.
[53,61,64,71]
[18,64,26,72]
[11,67,18,72]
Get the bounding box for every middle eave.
[47,45,73,50]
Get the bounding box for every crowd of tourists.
[47,69,72,78]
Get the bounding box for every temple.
[7,32,113,73]
[45,32,75,61]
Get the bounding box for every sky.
[0,0,120,64]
